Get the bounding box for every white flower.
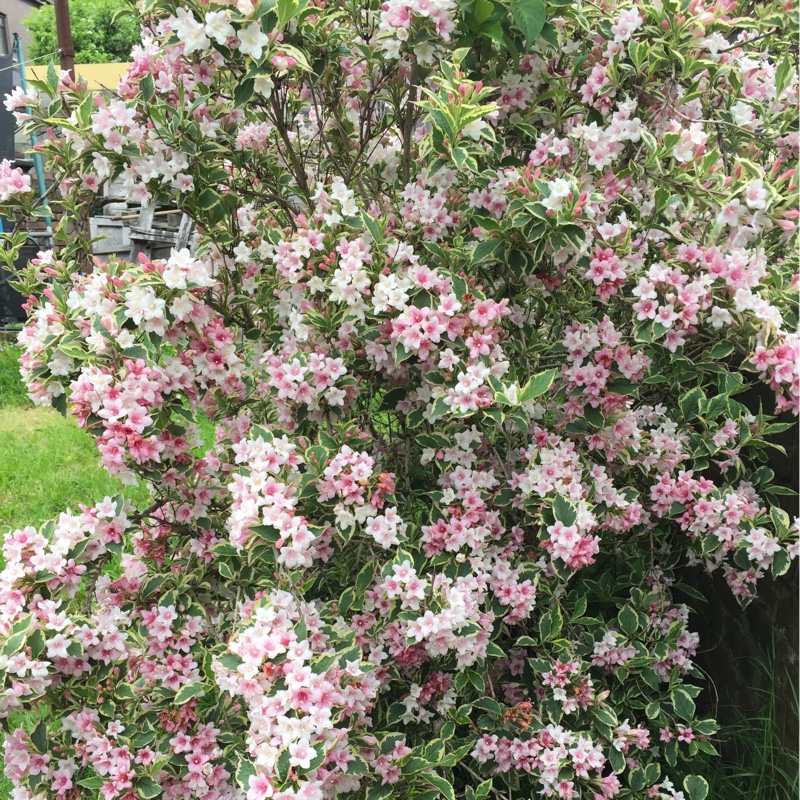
[503,383,519,405]
[307,276,325,293]
[204,10,235,45]
[744,179,768,210]
[542,178,572,211]
[716,199,745,228]
[237,22,269,61]
[234,242,253,263]
[288,739,316,770]
[414,42,438,65]
[731,100,759,130]
[116,330,136,349]
[172,7,210,55]
[254,75,274,97]
[326,387,346,406]
[611,7,643,42]
[708,306,733,329]
[462,119,487,141]
[124,286,167,335]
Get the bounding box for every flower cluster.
[214,590,381,800]
[0,159,32,202]
[471,727,614,798]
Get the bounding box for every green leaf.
[339,587,355,614]
[2,628,28,658]
[174,682,205,705]
[235,758,256,792]
[472,0,495,25]
[592,704,619,728]
[475,779,493,800]
[771,548,791,577]
[365,786,394,800]
[46,61,59,94]
[770,506,790,536]
[519,368,558,403]
[709,341,735,360]
[775,56,793,98]
[472,238,502,264]
[361,210,384,243]
[683,775,709,800]
[305,444,329,471]
[136,777,161,799]
[607,745,625,772]
[438,741,474,767]
[196,188,221,210]
[422,739,447,765]
[467,669,486,692]
[251,525,281,543]
[671,686,696,721]
[402,756,432,774]
[430,397,450,420]
[217,652,244,671]
[510,0,546,42]
[483,406,504,424]
[696,739,719,756]
[423,773,456,800]
[234,79,255,107]
[140,73,155,101]
[450,273,468,300]
[31,720,48,753]
[679,386,706,421]
[217,561,234,579]
[451,146,470,171]
[356,561,377,595]
[115,683,137,700]
[618,606,639,636]
[140,574,170,599]
[629,767,646,791]
[552,494,577,526]
[559,224,585,249]
[472,696,503,715]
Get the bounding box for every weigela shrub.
[0,0,798,799]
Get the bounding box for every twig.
[401,59,420,186]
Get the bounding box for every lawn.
[0,344,150,533]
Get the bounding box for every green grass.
[0,343,30,410]
[704,645,800,800]
[0,404,151,533]
[0,343,150,534]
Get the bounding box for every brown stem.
[401,59,420,186]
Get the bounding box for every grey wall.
[0,52,13,161]
[2,0,44,157]
[4,0,39,58]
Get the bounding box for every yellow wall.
[29,63,131,91]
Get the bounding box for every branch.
[401,59,420,186]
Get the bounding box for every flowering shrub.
[1,1,798,799]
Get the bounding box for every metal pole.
[13,34,52,234]
[54,0,75,80]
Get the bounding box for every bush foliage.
[1,1,798,799]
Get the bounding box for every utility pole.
[53,0,75,80]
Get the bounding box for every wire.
[0,50,63,75]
